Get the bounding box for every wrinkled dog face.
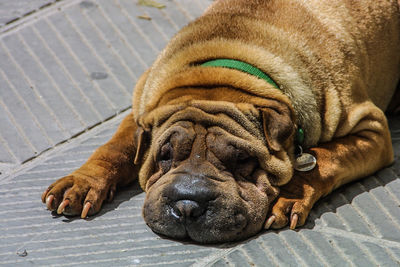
[140,101,291,243]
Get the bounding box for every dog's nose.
[171,200,205,221]
[164,173,217,203]
[163,174,217,223]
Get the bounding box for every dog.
[41,0,400,243]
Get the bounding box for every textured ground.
[1,0,400,266]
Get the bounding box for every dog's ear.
[260,103,294,152]
[134,127,150,165]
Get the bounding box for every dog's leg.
[265,105,394,229]
[41,113,143,218]
[42,70,150,218]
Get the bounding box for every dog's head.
[135,89,296,243]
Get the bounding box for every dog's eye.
[237,150,250,164]
[158,143,173,172]
[235,150,258,179]
[160,143,173,161]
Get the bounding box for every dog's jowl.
[42,0,400,243]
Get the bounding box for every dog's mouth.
[158,195,249,243]
[167,205,249,243]
[142,169,276,243]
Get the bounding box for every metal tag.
[294,152,316,172]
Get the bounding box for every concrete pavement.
[1,1,400,266]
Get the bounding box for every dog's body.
[42,0,400,243]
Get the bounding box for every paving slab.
[0,0,208,173]
[0,0,57,27]
[1,0,400,266]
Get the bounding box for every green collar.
[201,58,304,146]
[201,59,279,89]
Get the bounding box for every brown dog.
[41,0,400,243]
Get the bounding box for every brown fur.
[42,0,400,243]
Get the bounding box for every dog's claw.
[41,189,50,203]
[290,213,299,230]
[57,199,69,214]
[107,189,115,202]
[81,202,91,219]
[46,195,54,210]
[265,215,276,229]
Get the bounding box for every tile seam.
[2,204,74,263]
[224,257,235,267]
[171,0,195,21]
[0,0,82,36]
[1,176,83,185]
[126,0,174,41]
[0,231,156,249]
[0,201,142,215]
[16,32,88,128]
[0,98,38,153]
[0,0,59,32]
[149,8,177,41]
[277,232,309,266]
[42,17,118,111]
[191,246,237,267]
[301,230,350,265]
[319,200,364,236]
[297,232,330,266]
[95,2,149,70]
[0,246,211,264]
[0,41,69,137]
[55,257,196,267]
[320,232,355,267]
[78,5,138,81]
[237,246,275,267]
[0,185,45,193]
[111,0,161,53]
[0,109,130,182]
[61,10,132,97]
[257,237,281,267]
[315,226,400,249]
[358,181,400,233]
[159,3,184,32]
[1,222,147,239]
[0,208,143,224]
[30,25,104,122]
[193,0,208,11]
[0,130,18,164]
[32,158,89,166]
[0,239,181,257]
[374,173,400,205]
[194,0,210,10]
[0,199,35,206]
[19,166,91,175]
[338,192,382,237]
[350,235,381,266]
[0,68,55,147]
[1,213,145,232]
[0,202,142,216]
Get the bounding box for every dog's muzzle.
[142,172,253,243]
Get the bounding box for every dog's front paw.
[264,195,312,230]
[264,175,322,230]
[41,173,116,218]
